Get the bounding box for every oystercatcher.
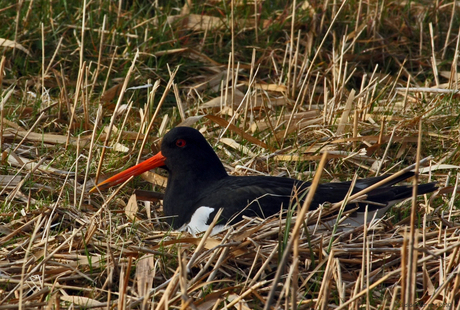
[91,126,436,234]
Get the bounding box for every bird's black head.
[160,126,228,179]
[90,126,229,193]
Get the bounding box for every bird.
[91,126,437,235]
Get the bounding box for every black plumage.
[92,126,437,232]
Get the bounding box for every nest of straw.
[1,187,459,309]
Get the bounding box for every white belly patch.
[178,206,225,236]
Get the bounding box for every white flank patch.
[178,206,225,236]
[320,201,398,231]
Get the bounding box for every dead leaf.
[194,287,236,310]
[0,38,31,56]
[141,171,168,187]
[439,70,460,80]
[241,81,287,93]
[6,149,74,175]
[200,90,292,110]
[0,175,22,188]
[169,14,225,31]
[126,193,139,221]
[134,189,164,202]
[153,47,188,56]
[1,118,26,131]
[227,293,251,310]
[331,136,418,144]
[136,255,155,298]
[188,70,230,92]
[153,237,246,256]
[250,110,319,132]
[60,296,105,308]
[205,114,271,151]
[200,90,245,109]
[419,164,460,173]
[2,107,33,118]
[429,186,460,205]
[274,117,323,140]
[3,128,90,147]
[220,138,256,157]
[84,131,145,142]
[336,89,355,136]
[112,142,129,153]
[178,115,206,127]
[101,83,123,102]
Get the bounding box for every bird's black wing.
[190,172,436,227]
[191,175,311,226]
[313,172,437,212]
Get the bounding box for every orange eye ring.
[176,139,186,147]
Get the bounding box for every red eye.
[176,139,186,148]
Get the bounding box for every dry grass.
[1,0,460,309]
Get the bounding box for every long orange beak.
[90,151,166,193]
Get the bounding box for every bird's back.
[179,172,436,230]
